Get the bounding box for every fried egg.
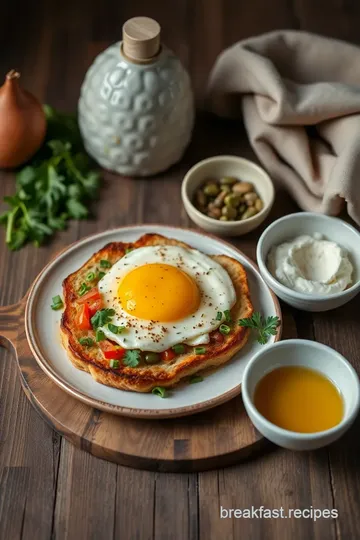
[98,245,236,352]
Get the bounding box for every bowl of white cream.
[256,213,360,311]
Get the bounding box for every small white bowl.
[257,212,360,311]
[242,339,360,451]
[181,155,275,236]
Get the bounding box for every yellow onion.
[0,70,46,168]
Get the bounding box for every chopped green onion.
[172,343,185,355]
[86,271,95,282]
[224,309,232,323]
[152,386,167,398]
[195,347,206,355]
[78,283,91,296]
[97,271,105,280]
[189,375,204,384]
[95,328,106,342]
[125,248,134,254]
[79,337,94,346]
[50,295,63,310]
[108,323,125,335]
[100,259,112,268]
[219,324,231,335]
[109,359,120,369]
[216,311,222,321]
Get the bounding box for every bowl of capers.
[181,155,275,236]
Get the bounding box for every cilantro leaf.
[80,170,100,198]
[238,313,280,345]
[48,214,67,231]
[90,308,115,329]
[123,350,141,367]
[66,199,88,219]
[16,166,37,188]
[8,228,27,251]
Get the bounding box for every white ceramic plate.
[25,225,282,418]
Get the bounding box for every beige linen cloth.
[207,31,360,224]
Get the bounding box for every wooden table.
[1,1,360,539]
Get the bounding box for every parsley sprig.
[123,350,141,367]
[238,313,280,345]
[90,308,115,329]
[0,105,100,250]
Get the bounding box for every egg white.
[98,245,236,352]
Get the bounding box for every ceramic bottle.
[78,17,194,176]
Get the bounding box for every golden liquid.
[254,366,343,433]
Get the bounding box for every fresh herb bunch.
[238,313,280,344]
[0,105,100,250]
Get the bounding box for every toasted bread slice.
[61,234,254,392]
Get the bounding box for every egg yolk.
[118,263,201,322]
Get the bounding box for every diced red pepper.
[75,303,91,330]
[88,298,103,316]
[161,348,176,362]
[77,287,103,317]
[77,288,101,304]
[99,340,126,360]
[103,348,126,360]
[211,331,225,344]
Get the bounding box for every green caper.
[220,176,238,186]
[241,207,258,220]
[224,194,242,208]
[219,216,228,221]
[204,183,220,197]
[220,184,231,193]
[222,205,237,220]
[144,352,160,365]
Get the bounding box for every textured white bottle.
[78,18,194,176]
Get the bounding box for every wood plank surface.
[1,1,360,539]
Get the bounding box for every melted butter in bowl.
[242,339,360,451]
[254,366,344,433]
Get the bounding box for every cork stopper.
[122,17,161,63]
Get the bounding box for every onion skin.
[0,70,47,168]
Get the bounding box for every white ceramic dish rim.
[242,339,360,440]
[257,212,360,301]
[181,155,275,227]
[24,224,283,418]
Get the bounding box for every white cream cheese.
[267,234,353,295]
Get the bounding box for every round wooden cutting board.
[0,299,265,472]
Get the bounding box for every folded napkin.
[207,31,360,225]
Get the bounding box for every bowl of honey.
[242,339,360,450]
